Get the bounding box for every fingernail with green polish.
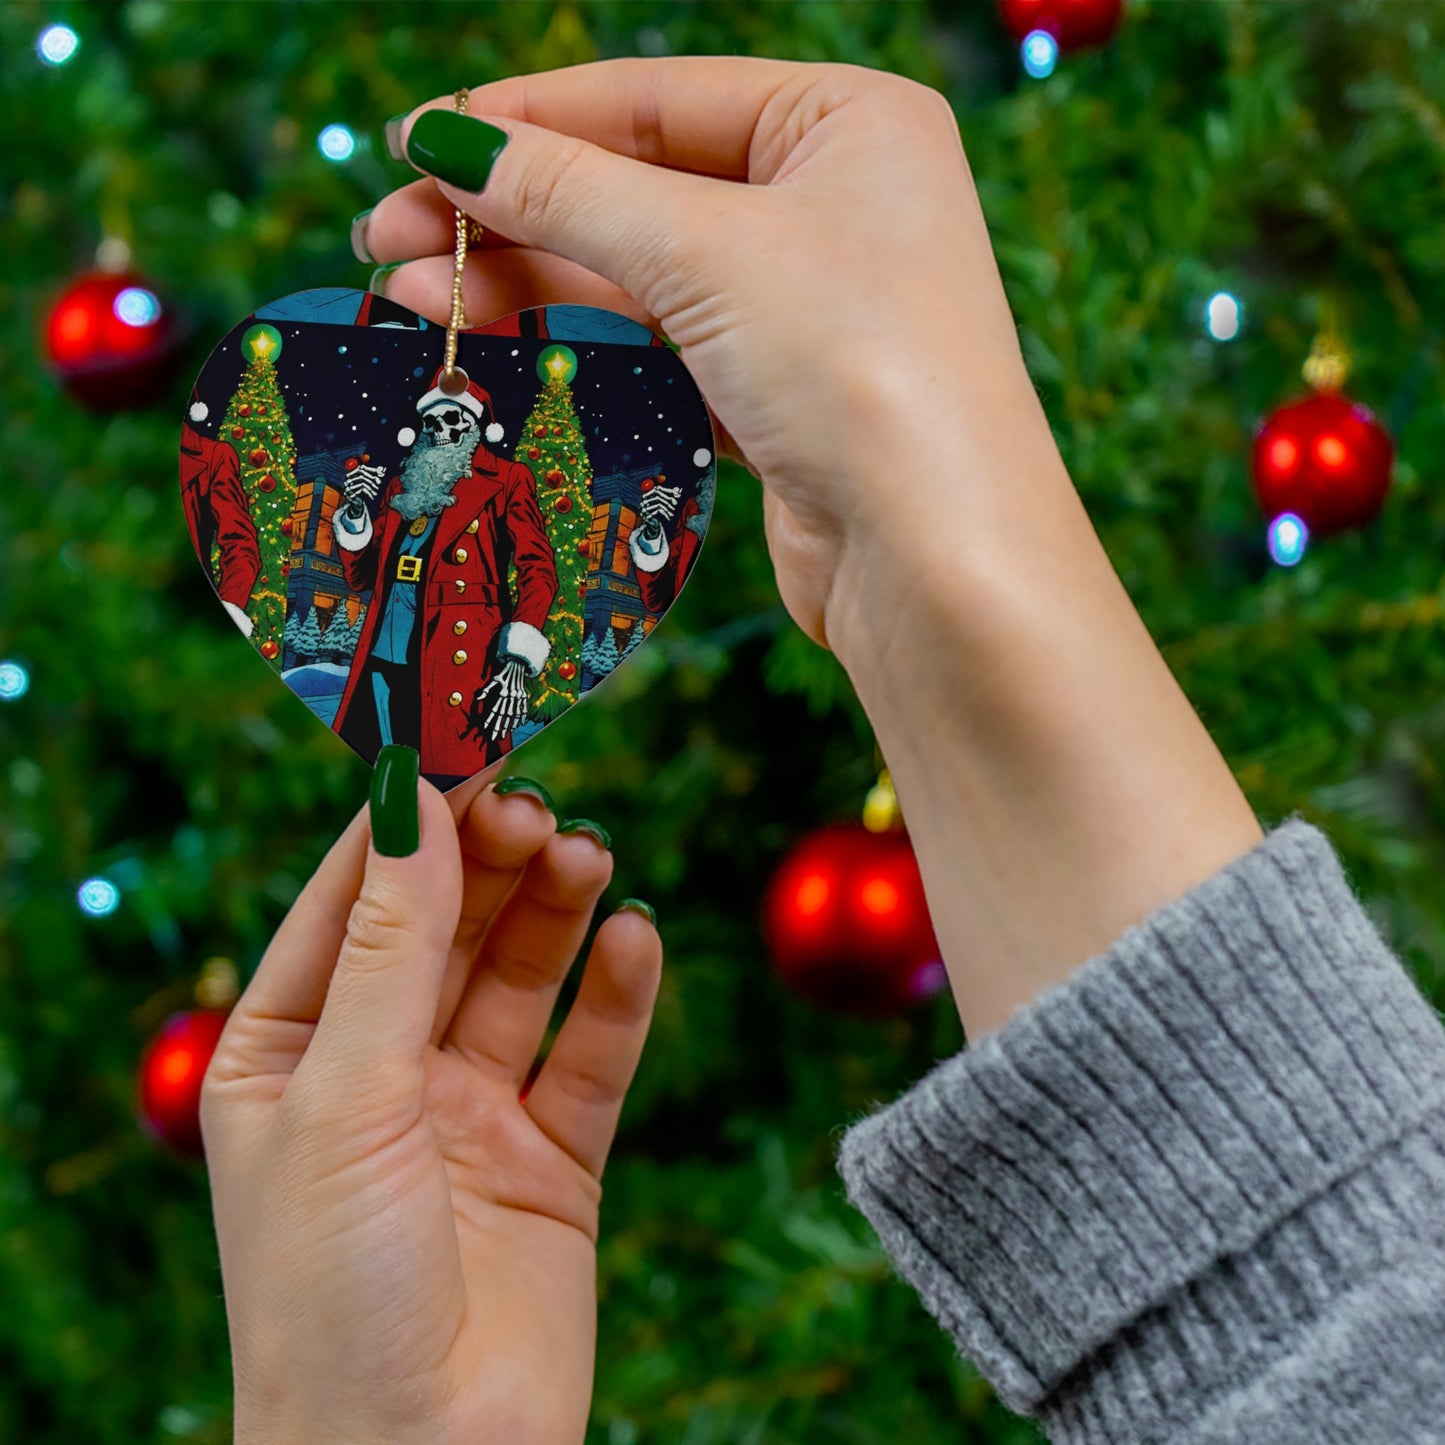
[369,261,403,297]
[371,745,420,857]
[384,113,409,162]
[617,897,656,926]
[405,110,510,192]
[559,818,612,851]
[350,208,375,265]
[494,775,555,812]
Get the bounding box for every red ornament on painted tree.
[1252,392,1393,536]
[44,270,182,411]
[998,0,1124,49]
[763,822,945,1016]
[137,1009,230,1156]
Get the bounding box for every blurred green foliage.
[1,2,1443,1442]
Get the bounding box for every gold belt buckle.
[396,555,423,582]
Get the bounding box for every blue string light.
[318,124,356,162]
[0,660,29,701]
[78,878,121,918]
[114,287,161,328]
[1267,512,1309,567]
[37,24,79,66]
[1205,291,1242,342]
[1021,30,1059,79]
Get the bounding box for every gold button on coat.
[453,619,467,635]
[466,518,479,534]
[453,546,468,563]
[447,691,463,707]
[453,650,468,665]
[454,579,466,593]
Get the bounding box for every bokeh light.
[77,878,121,917]
[317,124,356,162]
[1267,512,1309,567]
[113,287,161,328]
[37,24,79,66]
[1205,291,1242,341]
[1021,30,1059,79]
[0,660,29,701]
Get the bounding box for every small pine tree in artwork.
[292,605,325,663]
[592,627,621,677]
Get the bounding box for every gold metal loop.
[444,88,482,379]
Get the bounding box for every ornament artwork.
[998,0,1124,50]
[181,291,715,789]
[45,269,182,410]
[1252,332,1394,540]
[763,821,945,1017]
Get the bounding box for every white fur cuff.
[221,600,254,638]
[497,620,551,677]
[629,526,670,574]
[334,506,372,551]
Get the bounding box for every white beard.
[390,432,481,521]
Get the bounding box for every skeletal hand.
[639,484,683,528]
[343,462,388,505]
[473,660,530,742]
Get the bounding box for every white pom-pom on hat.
[189,401,209,423]
[485,421,504,444]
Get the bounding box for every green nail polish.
[617,897,656,926]
[493,775,555,812]
[370,745,420,857]
[405,110,509,192]
[350,208,375,265]
[558,818,612,850]
[384,113,409,162]
[368,262,403,297]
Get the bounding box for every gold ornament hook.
[443,88,480,382]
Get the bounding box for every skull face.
[421,404,478,448]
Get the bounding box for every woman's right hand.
[359,57,1062,658]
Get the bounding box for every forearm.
[825,383,1261,1040]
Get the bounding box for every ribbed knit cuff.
[837,819,1445,1436]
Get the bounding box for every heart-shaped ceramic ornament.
[180,289,715,789]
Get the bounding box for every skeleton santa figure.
[628,468,711,615]
[332,367,557,787]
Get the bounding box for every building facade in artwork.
[284,442,372,669]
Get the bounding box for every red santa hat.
[416,366,505,444]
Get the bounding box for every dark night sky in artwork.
[191,301,716,503]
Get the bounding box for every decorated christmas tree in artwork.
[511,344,592,720]
[220,322,297,666]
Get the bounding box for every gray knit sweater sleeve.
[836,819,1445,1443]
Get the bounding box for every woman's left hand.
[201,760,662,1445]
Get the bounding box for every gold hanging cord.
[441,88,479,393]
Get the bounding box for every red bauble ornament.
[238,403,251,417]
[527,446,542,460]
[1251,392,1393,537]
[551,424,564,436]
[554,495,573,513]
[137,1009,230,1156]
[231,425,245,439]
[280,560,290,577]
[641,477,655,492]
[281,516,294,536]
[248,447,268,467]
[259,640,280,660]
[577,538,590,557]
[544,467,566,486]
[998,0,1124,49]
[533,424,547,437]
[362,453,370,463]
[258,473,277,493]
[344,456,359,472]
[763,822,944,1016]
[557,661,578,681]
[44,270,182,411]
[257,405,268,417]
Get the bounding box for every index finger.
[407,54,815,184]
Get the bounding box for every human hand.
[359,57,1053,656]
[201,752,661,1444]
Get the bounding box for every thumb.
[397,105,741,318]
[303,746,463,1089]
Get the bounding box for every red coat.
[179,421,260,609]
[333,444,557,778]
[637,495,704,615]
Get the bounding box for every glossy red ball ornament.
[257,405,268,418]
[533,424,547,437]
[1251,392,1393,537]
[248,448,268,468]
[238,403,251,418]
[763,822,945,1016]
[344,456,359,472]
[640,477,655,492]
[259,639,280,660]
[557,661,578,681]
[44,270,182,411]
[551,424,565,436]
[231,425,245,439]
[544,467,566,487]
[280,560,290,577]
[577,538,590,557]
[281,517,294,536]
[137,1008,230,1156]
[258,473,277,493]
[998,0,1124,49]
[527,446,542,460]
[554,495,573,513]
